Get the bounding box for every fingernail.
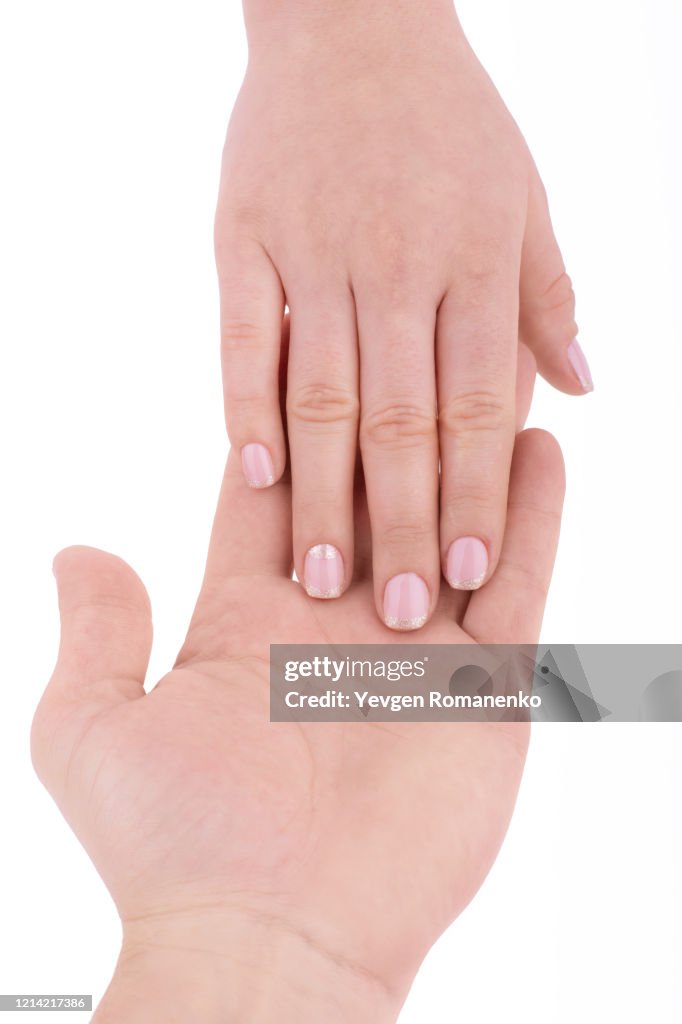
[241,443,274,488]
[303,544,345,599]
[567,339,594,392]
[383,573,430,631]
[446,537,488,590]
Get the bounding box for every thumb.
[520,164,594,395]
[34,546,152,734]
[50,544,152,700]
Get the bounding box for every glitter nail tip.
[303,544,344,600]
[384,614,428,631]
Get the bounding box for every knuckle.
[294,493,346,519]
[221,318,269,354]
[496,558,548,603]
[375,233,412,289]
[458,237,513,286]
[355,221,430,300]
[439,390,510,439]
[507,496,562,528]
[539,270,576,316]
[360,404,437,452]
[215,202,268,255]
[287,382,359,427]
[524,269,578,343]
[223,388,276,443]
[443,481,497,516]
[214,196,272,272]
[224,391,269,417]
[229,201,269,232]
[379,515,434,549]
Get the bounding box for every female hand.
[31,427,564,1022]
[216,0,589,629]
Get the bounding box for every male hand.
[32,427,564,1022]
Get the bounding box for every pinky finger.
[520,167,594,396]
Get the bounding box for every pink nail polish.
[446,537,488,590]
[241,443,274,488]
[383,573,430,630]
[303,544,344,599]
[567,339,594,392]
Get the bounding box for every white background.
[1,0,681,1020]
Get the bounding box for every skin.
[217,0,584,628]
[31,426,565,1022]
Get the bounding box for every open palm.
[32,430,564,1016]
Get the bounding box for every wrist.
[243,0,463,67]
[93,908,401,1023]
